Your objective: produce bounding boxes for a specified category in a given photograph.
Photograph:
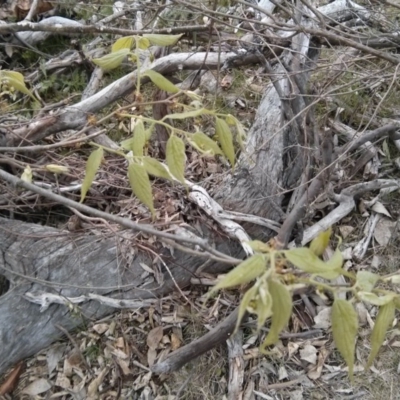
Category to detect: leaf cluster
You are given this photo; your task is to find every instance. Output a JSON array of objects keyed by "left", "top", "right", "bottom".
[
  {"left": 77, "top": 34, "right": 246, "bottom": 217},
  {"left": 209, "top": 228, "right": 400, "bottom": 380}
]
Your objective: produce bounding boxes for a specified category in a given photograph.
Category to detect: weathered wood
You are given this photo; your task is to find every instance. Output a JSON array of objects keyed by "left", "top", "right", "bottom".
[{"left": 0, "top": 218, "right": 242, "bottom": 375}]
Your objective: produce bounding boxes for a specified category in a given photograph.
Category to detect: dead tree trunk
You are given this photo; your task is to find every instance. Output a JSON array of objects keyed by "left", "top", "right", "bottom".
[{"left": 0, "top": 217, "right": 243, "bottom": 375}]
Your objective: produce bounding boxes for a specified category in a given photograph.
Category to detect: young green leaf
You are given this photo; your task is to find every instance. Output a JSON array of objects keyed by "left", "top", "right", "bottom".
[
  {"left": 322, "top": 245, "right": 344, "bottom": 278},
  {"left": 225, "top": 114, "right": 236, "bottom": 125},
  {"left": 132, "top": 120, "right": 146, "bottom": 157},
  {"left": 366, "top": 301, "right": 395, "bottom": 369},
  {"left": 331, "top": 299, "right": 358, "bottom": 379},
  {"left": 142, "top": 70, "right": 180, "bottom": 93},
  {"left": 215, "top": 117, "right": 235, "bottom": 167},
  {"left": 112, "top": 36, "right": 134, "bottom": 52},
  {"left": 80, "top": 147, "right": 103, "bottom": 203},
  {"left": 211, "top": 254, "right": 267, "bottom": 294},
  {"left": 357, "top": 292, "right": 395, "bottom": 306},
  {"left": 188, "top": 132, "right": 223, "bottom": 157},
  {"left": 145, "top": 128, "right": 154, "bottom": 142},
  {"left": 136, "top": 37, "right": 151, "bottom": 50},
  {"left": 120, "top": 137, "right": 135, "bottom": 151},
  {"left": 21, "top": 165, "right": 32, "bottom": 183},
  {"left": 236, "top": 284, "right": 258, "bottom": 332},
  {"left": 166, "top": 135, "right": 186, "bottom": 184},
  {"left": 163, "top": 108, "right": 209, "bottom": 120},
  {"left": 225, "top": 114, "right": 247, "bottom": 150},
  {"left": 309, "top": 227, "right": 332, "bottom": 256},
  {"left": 92, "top": 48, "right": 130, "bottom": 71},
  {"left": 143, "top": 33, "right": 183, "bottom": 46},
  {"left": 234, "top": 118, "right": 247, "bottom": 151},
  {"left": 1, "top": 70, "right": 36, "bottom": 101},
  {"left": 246, "top": 240, "right": 271, "bottom": 253},
  {"left": 285, "top": 247, "right": 342, "bottom": 279},
  {"left": 45, "top": 164, "right": 69, "bottom": 174},
  {"left": 128, "top": 163, "right": 155, "bottom": 218},
  {"left": 356, "top": 271, "right": 380, "bottom": 292},
  {"left": 142, "top": 157, "right": 173, "bottom": 181},
  {"left": 261, "top": 279, "right": 292, "bottom": 349}
]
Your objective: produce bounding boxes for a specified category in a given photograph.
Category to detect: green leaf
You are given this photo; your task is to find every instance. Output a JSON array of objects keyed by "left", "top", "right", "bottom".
[
  {"left": 309, "top": 228, "right": 332, "bottom": 256},
  {"left": 21, "top": 165, "right": 32, "bottom": 183},
  {"left": 145, "top": 128, "right": 154, "bottom": 142},
  {"left": 163, "top": 108, "right": 209, "bottom": 120},
  {"left": 211, "top": 254, "right": 267, "bottom": 293},
  {"left": 128, "top": 163, "right": 155, "bottom": 218},
  {"left": 356, "top": 271, "right": 380, "bottom": 292},
  {"left": 322, "top": 245, "right": 343, "bottom": 278},
  {"left": 285, "top": 247, "right": 342, "bottom": 279},
  {"left": 136, "top": 37, "right": 151, "bottom": 50},
  {"left": 358, "top": 292, "right": 395, "bottom": 306},
  {"left": 92, "top": 48, "right": 130, "bottom": 71},
  {"left": 166, "top": 135, "right": 186, "bottom": 184},
  {"left": 261, "top": 279, "right": 292, "bottom": 349},
  {"left": 246, "top": 240, "right": 271, "bottom": 253},
  {"left": 366, "top": 301, "right": 395, "bottom": 369},
  {"left": 188, "top": 132, "right": 223, "bottom": 157},
  {"left": 225, "top": 114, "right": 236, "bottom": 125},
  {"left": 143, "top": 33, "right": 183, "bottom": 46},
  {"left": 234, "top": 118, "right": 247, "bottom": 151},
  {"left": 142, "top": 156, "right": 173, "bottom": 181},
  {"left": 120, "top": 121, "right": 146, "bottom": 154},
  {"left": 120, "top": 137, "right": 135, "bottom": 151},
  {"left": 215, "top": 117, "right": 235, "bottom": 167},
  {"left": 142, "top": 70, "right": 180, "bottom": 93},
  {"left": 225, "top": 114, "right": 247, "bottom": 150},
  {"left": 331, "top": 299, "right": 358, "bottom": 379},
  {"left": 112, "top": 36, "right": 134, "bottom": 52},
  {"left": 386, "top": 275, "right": 400, "bottom": 284},
  {"left": 45, "top": 164, "right": 69, "bottom": 174},
  {"left": 0, "top": 70, "right": 36, "bottom": 100},
  {"left": 236, "top": 284, "right": 258, "bottom": 331},
  {"left": 80, "top": 147, "right": 103, "bottom": 203},
  {"left": 131, "top": 120, "right": 146, "bottom": 157}
]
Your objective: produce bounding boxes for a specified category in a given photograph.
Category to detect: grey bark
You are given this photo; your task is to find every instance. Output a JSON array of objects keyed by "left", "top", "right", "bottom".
[{"left": 0, "top": 218, "right": 242, "bottom": 375}]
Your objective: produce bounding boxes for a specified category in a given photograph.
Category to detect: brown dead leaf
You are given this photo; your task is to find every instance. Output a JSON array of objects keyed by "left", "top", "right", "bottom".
[
  {"left": 87, "top": 368, "right": 108, "bottom": 398},
  {"left": 171, "top": 332, "right": 181, "bottom": 350},
  {"left": 300, "top": 344, "right": 318, "bottom": 364},
  {"left": 116, "top": 358, "right": 132, "bottom": 376},
  {"left": 63, "top": 351, "right": 82, "bottom": 377},
  {"left": 115, "top": 337, "right": 125, "bottom": 349},
  {"left": 221, "top": 74, "right": 233, "bottom": 89},
  {"left": 147, "top": 347, "right": 157, "bottom": 367},
  {"left": 14, "top": 0, "right": 54, "bottom": 20},
  {"left": 55, "top": 373, "right": 71, "bottom": 389},
  {"left": 146, "top": 326, "right": 163, "bottom": 350},
  {"left": 21, "top": 378, "right": 51, "bottom": 396},
  {"left": 308, "top": 347, "right": 329, "bottom": 380},
  {"left": 0, "top": 361, "right": 25, "bottom": 395},
  {"left": 92, "top": 323, "right": 109, "bottom": 335}
]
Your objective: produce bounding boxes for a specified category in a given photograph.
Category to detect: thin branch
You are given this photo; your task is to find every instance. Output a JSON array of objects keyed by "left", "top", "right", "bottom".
[
  {"left": 151, "top": 308, "right": 240, "bottom": 374},
  {"left": 0, "top": 19, "right": 209, "bottom": 36},
  {"left": 0, "top": 168, "right": 239, "bottom": 264}
]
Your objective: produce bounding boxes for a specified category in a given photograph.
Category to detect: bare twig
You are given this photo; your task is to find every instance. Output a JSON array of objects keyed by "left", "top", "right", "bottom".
[{"left": 0, "top": 168, "right": 240, "bottom": 264}]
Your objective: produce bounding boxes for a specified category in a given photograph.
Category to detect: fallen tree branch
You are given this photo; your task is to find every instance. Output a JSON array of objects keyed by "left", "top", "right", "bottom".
[
  {"left": 0, "top": 168, "right": 238, "bottom": 263},
  {"left": 0, "top": 17, "right": 209, "bottom": 36},
  {"left": 151, "top": 308, "right": 240, "bottom": 374}
]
